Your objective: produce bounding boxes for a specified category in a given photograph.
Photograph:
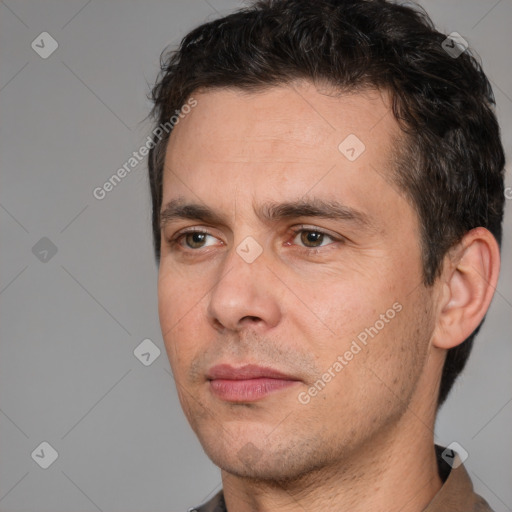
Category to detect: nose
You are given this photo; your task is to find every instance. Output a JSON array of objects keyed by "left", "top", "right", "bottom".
[{"left": 207, "top": 242, "right": 282, "bottom": 333}]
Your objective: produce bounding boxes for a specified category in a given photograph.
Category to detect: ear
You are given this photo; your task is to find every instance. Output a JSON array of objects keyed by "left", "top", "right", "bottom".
[{"left": 432, "top": 227, "right": 501, "bottom": 350}]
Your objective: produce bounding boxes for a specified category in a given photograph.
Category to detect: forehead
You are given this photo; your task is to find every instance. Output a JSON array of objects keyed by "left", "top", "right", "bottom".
[
  {"left": 166, "top": 83, "right": 397, "bottom": 165},
  {"left": 161, "top": 83, "right": 406, "bottom": 225}
]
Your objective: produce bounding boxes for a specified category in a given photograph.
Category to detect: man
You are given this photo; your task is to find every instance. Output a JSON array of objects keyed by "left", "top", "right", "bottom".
[{"left": 147, "top": 0, "right": 505, "bottom": 510}]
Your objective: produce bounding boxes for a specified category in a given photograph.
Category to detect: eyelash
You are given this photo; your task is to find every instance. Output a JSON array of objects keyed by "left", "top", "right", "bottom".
[{"left": 167, "top": 225, "right": 342, "bottom": 255}]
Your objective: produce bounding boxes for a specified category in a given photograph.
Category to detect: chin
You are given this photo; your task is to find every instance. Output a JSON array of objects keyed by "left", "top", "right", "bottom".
[{"left": 198, "top": 430, "right": 332, "bottom": 483}]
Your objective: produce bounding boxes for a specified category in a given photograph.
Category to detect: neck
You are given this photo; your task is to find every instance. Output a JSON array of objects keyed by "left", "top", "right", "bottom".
[{"left": 221, "top": 391, "right": 443, "bottom": 511}]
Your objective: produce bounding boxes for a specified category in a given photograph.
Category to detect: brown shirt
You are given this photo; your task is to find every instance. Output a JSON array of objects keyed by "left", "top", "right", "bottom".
[{"left": 191, "top": 446, "right": 494, "bottom": 512}]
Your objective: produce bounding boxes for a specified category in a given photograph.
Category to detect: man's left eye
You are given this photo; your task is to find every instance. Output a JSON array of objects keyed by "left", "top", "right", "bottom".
[{"left": 292, "top": 229, "right": 336, "bottom": 248}]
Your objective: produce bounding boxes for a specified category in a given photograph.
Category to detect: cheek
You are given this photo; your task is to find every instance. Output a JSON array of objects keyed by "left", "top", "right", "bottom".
[
  {"left": 158, "top": 262, "right": 209, "bottom": 326},
  {"left": 301, "top": 271, "right": 419, "bottom": 383},
  {"left": 316, "top": 280, "right": 392, "bottom": 336},
  {"left": 158, "top": 271, "right": 206, "bottom": 373}
]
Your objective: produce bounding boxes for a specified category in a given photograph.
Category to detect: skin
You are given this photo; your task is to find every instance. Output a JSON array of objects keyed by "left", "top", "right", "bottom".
[{"left": 157, "top": 81, "right": 500, "bottom": 511}]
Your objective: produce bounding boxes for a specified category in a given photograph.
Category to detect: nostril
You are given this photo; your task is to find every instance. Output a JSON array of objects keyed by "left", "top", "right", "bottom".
[{"left": 242, "top": 316, "right": 261, "bottom": 322}]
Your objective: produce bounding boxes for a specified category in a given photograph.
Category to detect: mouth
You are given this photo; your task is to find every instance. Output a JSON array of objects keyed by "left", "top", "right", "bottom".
[{"left": 206, "top": 364, "right": 301, "bottom": 402}]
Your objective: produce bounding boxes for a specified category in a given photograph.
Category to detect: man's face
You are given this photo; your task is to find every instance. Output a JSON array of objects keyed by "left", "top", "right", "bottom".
[{"left": 158, "top": 83, "right": 438, "bottom": 480}]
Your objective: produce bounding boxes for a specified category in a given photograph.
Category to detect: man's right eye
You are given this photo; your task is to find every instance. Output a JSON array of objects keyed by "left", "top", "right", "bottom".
[{"left": 168, "top": 229, "right": 221, "bottom": 250}]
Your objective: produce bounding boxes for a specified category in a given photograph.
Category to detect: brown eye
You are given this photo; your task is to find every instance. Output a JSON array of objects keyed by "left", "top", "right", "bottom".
[
  {"left": 291, "top": 228, "right": 337, "bottom": 249},
  {"left": 184, "top": 232, "right": 208, "bottom": 249},
  {"left": 300, "top": 231, "right": 325, "bottom": 247}
]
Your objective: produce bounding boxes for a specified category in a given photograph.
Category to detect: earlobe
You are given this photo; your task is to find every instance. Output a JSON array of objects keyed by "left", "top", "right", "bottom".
[{"left": 432, "top": 227, "right": 500, "bottom": 350}]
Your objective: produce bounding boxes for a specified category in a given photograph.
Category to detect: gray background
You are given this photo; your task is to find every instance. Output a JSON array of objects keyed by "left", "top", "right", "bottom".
[{"left": 0, "top": 1, "right": 511, "bottom": 511}]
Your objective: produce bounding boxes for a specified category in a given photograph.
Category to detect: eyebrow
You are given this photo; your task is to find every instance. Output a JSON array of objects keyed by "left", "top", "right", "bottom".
[{"left": 159, "top": 196, "right": 374, "bottom": 231}]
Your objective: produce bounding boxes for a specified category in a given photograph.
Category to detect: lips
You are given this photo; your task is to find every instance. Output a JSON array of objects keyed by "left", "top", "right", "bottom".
[
  {"left": 207, "top": 364, "right": 300, "bottom": 402},
  {"left": 207, "top": 364, "right": 296, "bottom": 381}
]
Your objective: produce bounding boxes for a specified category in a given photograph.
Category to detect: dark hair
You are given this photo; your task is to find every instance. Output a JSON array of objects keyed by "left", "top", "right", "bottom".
[{"left": 147, "top": 0, "right": 505, "bottom": 407}]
